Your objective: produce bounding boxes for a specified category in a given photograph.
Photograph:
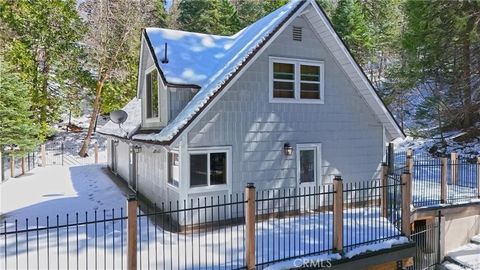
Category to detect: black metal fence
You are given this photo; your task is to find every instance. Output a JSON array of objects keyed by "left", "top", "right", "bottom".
[
  {"left": 1, "top": 180, "right": 406, "bottom": 270},
  {"left": 254, "top": 186, "right": 335, "bottom": 267},
  {"left": 408, "top": 214, "right": 441, "bottom": 270},
  {"left": 43, "top": 143, "right": 98, "bottom": 166},
  {"left": 392, "top": 149, "right": 479, "bottom": 208},
  {"left": 343, "top": 179, "right": 404, "bottom": 251},
  {"left": 1, "top": 151, "right": 37, "bottom": 182}
]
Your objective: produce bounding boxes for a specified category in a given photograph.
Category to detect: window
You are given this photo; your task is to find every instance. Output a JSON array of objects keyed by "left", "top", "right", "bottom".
[
  {"left": 189, "top": 151, "right": 227, "bottom": 188},
  {"left": 168, "top": 152, "right": 179, "bottom": 187},
  {"left": 273, "top": 63, "right": 295, "bottom": 98},
  {"left": 296, "top": 144, "right": 321, "bottom": 185},
  {"left": 270, "top": 57, "right": 324, "bottom": 103},
  {"left": 146, "top": 69, "right": 159, "bottom": 119}
]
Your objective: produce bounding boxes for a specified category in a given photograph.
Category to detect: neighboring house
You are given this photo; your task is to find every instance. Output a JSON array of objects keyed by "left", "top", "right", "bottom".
[{"left": 99, "top": 0, "right": 404, "bottom": 207}]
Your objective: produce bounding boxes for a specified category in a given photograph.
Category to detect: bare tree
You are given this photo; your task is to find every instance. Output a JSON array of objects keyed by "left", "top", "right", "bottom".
[{"left": 78, "top": 0, "right": 152, "bottom": 157}]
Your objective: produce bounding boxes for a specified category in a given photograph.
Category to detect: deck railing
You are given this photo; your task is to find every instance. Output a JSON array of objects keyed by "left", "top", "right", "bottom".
[{"left": 1, "top": 177, "right": 407, "bottom": 270}]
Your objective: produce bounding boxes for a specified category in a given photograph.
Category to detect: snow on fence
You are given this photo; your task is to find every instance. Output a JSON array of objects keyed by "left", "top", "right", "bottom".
[
  {"left": 395, "top": 149, "right": 480, "bottom": 208},
  {"left": 1, "top": 178, "right": 408, "bottom": 270}
]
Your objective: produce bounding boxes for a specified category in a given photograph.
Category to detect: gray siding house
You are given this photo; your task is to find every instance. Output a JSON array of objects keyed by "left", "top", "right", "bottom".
[{"left": 99, "top": 0, "right": 404, "bottom": 208}]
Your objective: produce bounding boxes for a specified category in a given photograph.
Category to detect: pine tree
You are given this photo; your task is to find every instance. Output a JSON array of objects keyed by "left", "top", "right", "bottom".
[
  {"left": 332, "top": 0, "right": 373, "bottom": 65},
  {"left": 236, "top": 0, "right": 264, "bottom": 28},
  {"left": 0, "top": 59, "right": 38, "bottom": 154},
  {"left": 177, "top": 0, "right": 239, "bottom": 35},
  {"left": 0, "top": 0, "right": 86, "bottom": 141}
]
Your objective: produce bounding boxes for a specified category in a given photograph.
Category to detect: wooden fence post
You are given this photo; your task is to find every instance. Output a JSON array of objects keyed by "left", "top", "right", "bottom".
[
  {"left": 451, "top": 152, "right": 458, "bottom": 185},
  {"left": 41, "top": 144, "right": 46, "bottom": 167},
  {"left": 387, "top": 142, "right": 394, "bottom": 174},
  {"left": 333, "top": 175, "right": 344, "bottom": 253},
  {"left": 94, "top": 143, "right": 99, "bottom": 164},
  {"left": 401, "top": 172, "right": 412, "bottom": 237},
  {"left": 441, "top": 157, "right": 448, "bottom": 204},
  {"left": 477, "top": 157, "right": 480, "bottom": 198},
  {"left": 10, "top": 153, "right": 15, "bottom": 178},
  {"left": 245, "top": 183, "right": 256, "bottom": 270},
  {"left": 21, "top": 156, "right": 25, "bottom": 175},
  {"left": 381, "top": 163, "right": 389, "bottom": 218},
  {"left": 406, "top": 148, "right": 414, "bottom": 174},
  {"left": 127, "top": 196, "right": 137, "bottom": 270}
]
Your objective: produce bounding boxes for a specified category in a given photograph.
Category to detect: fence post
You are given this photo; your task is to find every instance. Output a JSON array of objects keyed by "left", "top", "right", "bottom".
[
  {"left": 41, "top": 144, "right": 46, "bottom": 167},
  {"left": 333, "top": 175, "right": 343, "bottom": 253},
  {"left": 477, "top": 157, "right": 480, "bottom": 198},
  {"left": 94, "top": 143, "right": 99, "bottom": 164},
  {"left": 381, "top": 163, "right": 389, "bottom": 218},
  {"left": 388, "top": 143, "right": 394, "bottom": 174},
  {"left": 451, "top": 152, "right": 458, "bottom": 185},
  {"left": 406, "top": 148, "right": 414, "bottom": 175},
  {"left": 21, "top": 155, "right": 25, "bottom": 175},
  {"left": 127, "top": 196, "right": 137, "bottom": 270},
  {"left": 10, "top": 153, "right": 15, "bottom": 178},
  {"left": 441, "top": 157, "right": 448, "bottom": 204},
  {"left": 401, "top": 172, "right": 411, "bottom": 237},
  {"left": 245, "top": 183, "right": 256, "bottom": 270}
]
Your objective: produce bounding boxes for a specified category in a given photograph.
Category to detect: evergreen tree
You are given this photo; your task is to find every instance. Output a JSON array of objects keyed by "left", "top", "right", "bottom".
[
  {"left": 177, "top": 0, "right": 239, "bottom": 35},
  {"left": 332, "top": 0, "right": 373, "bottom": 65},
  {"left": 262, "top": 0, "right": 289, "bottom": 14},
  {"left": 0, "top": 0, "right": 86, "bottom": 141},
  {"left": 0, "top": 59, "right": 38, "bottom": 154},
  {"left": 236, "top": 0, "right": 264, "bottom": 28}
]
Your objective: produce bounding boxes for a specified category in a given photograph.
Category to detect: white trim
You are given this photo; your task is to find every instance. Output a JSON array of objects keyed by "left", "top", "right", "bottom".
[
  {"left": 269, "top": 56, "right": 325, "bottom": 104},
  {"left": 296, "top": 143, "right": 322, "bottom": 186},
  {"left": 167, "top": 150, "right": 180, "bottom": 189},
  {"left": 136, "top": 35, "right": 145, "bottom": 99},
  {"left": 308, "top": 0, "right": 404, "bottom": 138},
  {"left": 186, "top": 146, "right": 232, "bottom": 194},
  {"left": 169, "top": 2, "right": 309, "bottom": 146}
]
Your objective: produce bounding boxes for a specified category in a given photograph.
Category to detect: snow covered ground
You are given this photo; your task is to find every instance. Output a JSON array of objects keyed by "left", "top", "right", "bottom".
[
  {"left": 0, "top": 165, "right": 127, "bottom": 223},
  {"left": 0, "top": 165, "right": 406, "bottom": 269},
  {"left": 443, "top": 238, "right": 480, "bottom": 270}
]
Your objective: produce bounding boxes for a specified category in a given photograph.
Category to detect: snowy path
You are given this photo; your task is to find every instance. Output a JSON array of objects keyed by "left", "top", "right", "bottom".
[{"left": 0, "top": 164, "right": 128, "bottom": 223}]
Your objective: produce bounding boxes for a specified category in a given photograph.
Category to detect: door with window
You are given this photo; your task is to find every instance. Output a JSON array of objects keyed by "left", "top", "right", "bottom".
[{"left": 296, "top": 144, "right": 322, "bottom": 209}]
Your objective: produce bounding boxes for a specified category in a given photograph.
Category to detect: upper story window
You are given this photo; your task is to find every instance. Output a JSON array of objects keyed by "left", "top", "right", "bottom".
[
  {"left": 146, "top": 69, "right": 159, "bottom": 119},
  {"left": 269, "top": 57, "right": 324, "bottom": 104}
]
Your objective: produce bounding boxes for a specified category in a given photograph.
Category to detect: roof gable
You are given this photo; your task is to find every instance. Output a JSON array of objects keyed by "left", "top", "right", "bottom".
[{"left": 129, "top": 0, "right": 403, "bottom": 144}]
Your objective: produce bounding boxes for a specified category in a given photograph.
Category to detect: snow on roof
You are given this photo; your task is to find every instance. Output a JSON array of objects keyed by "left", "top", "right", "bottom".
[
  {"left": 98, "top": 98, "right": 141, "bottom": 138},
  {"left": 133, "top": 0, "right": 304, "bottom": 142}
]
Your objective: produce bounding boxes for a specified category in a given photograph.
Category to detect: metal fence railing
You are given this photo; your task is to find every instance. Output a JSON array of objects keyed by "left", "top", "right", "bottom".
[
  {"left": 1, "top": 151, "right": 38, "bottom": 182},
  {"left": 1, "top": 180, "right": 408, "bottom": 270},
  {"left": 254, "top": 186, "right": 335, "bottom": 267},
  {"left": 392, "top": 148, "right": 480, "bottom": 208},
  {"left": 343, "top": 179, "right": 403, "bottom": 251}
]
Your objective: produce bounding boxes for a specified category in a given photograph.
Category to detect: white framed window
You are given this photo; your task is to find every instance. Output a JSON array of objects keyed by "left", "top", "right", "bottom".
[
  {"left": 188, "top": 147, "right": 231, "bottom": 190},
  {"left": 296, "top": 143, "right": 322, "bottom": 186},
  {"left": 269, "top": 57, "right": 324, "bottom": 104},
  {"left": 145, "top": 67, "right": 159, "bottom": 120},
  {"left": 168, "top": 152, "right": 180, "bottom": 187}
]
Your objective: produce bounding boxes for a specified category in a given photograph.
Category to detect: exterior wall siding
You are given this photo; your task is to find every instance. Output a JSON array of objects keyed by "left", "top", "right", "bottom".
[
  {"left": 187, "top": 16, "right": 384, "bottom": 194},
  {"left": 135, "top": 145, "right": 180, "bottom": 205},
  {"left": 169, "top": 88, "right": 196, "bottom": 121},
  {"left": 115, "top": 141, "right": 130, "bottom": 182}
]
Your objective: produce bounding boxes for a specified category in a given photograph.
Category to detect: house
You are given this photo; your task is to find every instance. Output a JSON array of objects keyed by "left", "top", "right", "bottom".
[{"left": 99, "top": 0, "right": 404, "bottom": 207}]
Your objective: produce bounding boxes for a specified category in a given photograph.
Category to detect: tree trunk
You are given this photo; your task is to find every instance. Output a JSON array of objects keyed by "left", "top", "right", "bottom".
[
  {"left": 78, "top": 80, "right": 104, "bottom": 157},
  {"left": 461, "top": 16, "right": 474, "bottom": 128}
]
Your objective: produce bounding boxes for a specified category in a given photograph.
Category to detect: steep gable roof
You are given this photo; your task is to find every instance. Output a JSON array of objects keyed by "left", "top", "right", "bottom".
[
  {"left": 125, "top": 0, "right": 404, "bottom": 144},
  {"left": 133, "top": 0, "right": 306, "bottom": 143}
]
